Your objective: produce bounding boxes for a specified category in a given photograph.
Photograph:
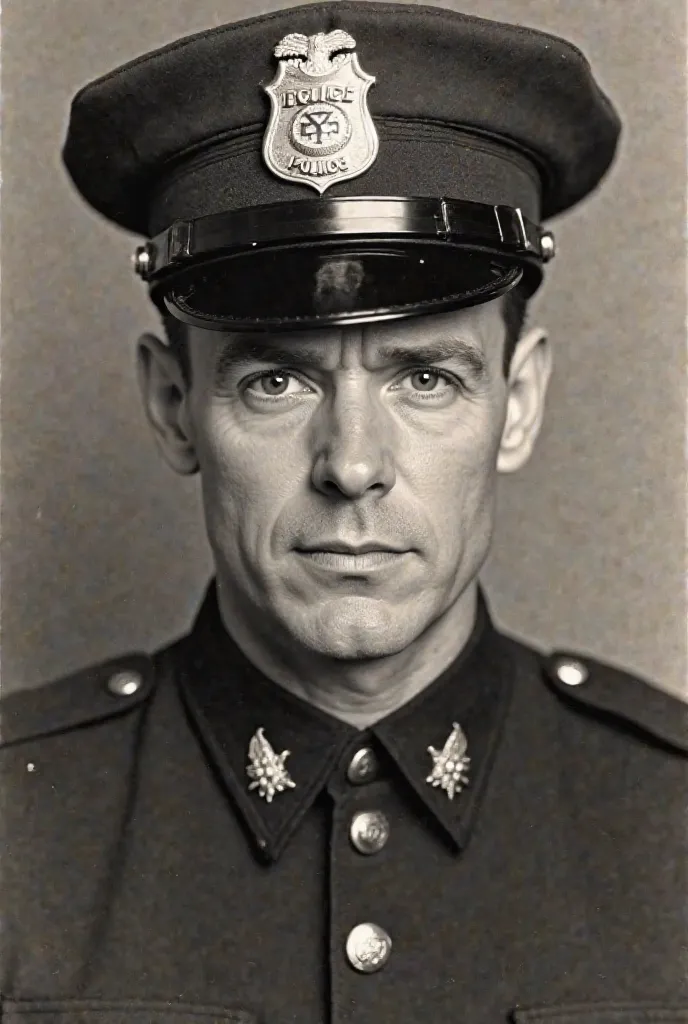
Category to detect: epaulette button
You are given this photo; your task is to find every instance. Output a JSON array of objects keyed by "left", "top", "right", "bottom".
[
  {"left": 107, "top": 669, "right": 143, "bottom": 697},
  {"left": 554, "top": 657, "right": 589, "bottom": 687}
]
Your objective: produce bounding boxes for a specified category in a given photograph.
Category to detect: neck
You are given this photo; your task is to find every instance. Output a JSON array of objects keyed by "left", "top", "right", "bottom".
[{"left": 215, "top": 582, "right": 479, "bottom": 729}]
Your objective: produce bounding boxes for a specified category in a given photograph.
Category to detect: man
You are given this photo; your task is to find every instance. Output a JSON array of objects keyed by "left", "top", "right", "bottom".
[{"left": 2, "top": 3, "right": 686, "bottom": 1022}]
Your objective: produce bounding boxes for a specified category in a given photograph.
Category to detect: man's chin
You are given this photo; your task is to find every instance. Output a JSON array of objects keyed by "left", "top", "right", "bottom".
[{"left": 285, "top": 595, "right": 426, "bottom": 661}]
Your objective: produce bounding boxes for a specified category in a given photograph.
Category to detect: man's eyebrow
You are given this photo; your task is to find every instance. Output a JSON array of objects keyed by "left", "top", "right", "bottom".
[
  {"left": 215, "top": 336, "right": 323, "bottom": 376},
  {"left": 375, "top": 340, "right": 488, "bottom": 378},
  {"left": 214, "top": 335, "right": 488, "bottom": 378}
]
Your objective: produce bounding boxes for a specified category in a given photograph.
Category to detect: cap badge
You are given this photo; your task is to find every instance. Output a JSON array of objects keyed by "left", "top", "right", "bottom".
[
  {"left": 426, "top": 722, "right": 471, "bottom": 800},
  {"left": 263, "top": 29, "right": 379, "bottom": 193},
  {"left": 246, "top": 727, "right": 297, "bottom": 803}
]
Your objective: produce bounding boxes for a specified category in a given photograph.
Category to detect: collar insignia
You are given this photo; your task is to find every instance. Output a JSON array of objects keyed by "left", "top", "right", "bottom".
[
  {"left": 263, "top": 29, "right": 379, "bottom": 193},
  {"left": 426, "top": 722, "right": 471, "bottom": 800},
  {"left": 246, "top": 727, "right": 297, "bottom": 803}
]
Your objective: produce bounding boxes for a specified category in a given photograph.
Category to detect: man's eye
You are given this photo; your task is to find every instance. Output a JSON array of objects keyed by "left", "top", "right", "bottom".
[
  {"left": 245, "top": 371, "right": 312, "bottom": 398},
  {"left": 408, "top": 370, "right": 444, "bottom": 392},
  {"left": 393, "top": 368, "right": 459, "bottom": 396}
]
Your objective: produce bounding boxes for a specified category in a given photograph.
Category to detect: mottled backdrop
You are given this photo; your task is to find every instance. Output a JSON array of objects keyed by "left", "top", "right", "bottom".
[{"left": 2, "top": 0, "right": 686, "bottom": 695}]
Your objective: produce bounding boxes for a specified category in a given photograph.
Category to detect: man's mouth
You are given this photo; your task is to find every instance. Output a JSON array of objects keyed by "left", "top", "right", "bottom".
[
  {"left": 295, "top": 541, "right": 411, "bottom": 572},
  {"left": 297, "top": 540, "right": 408, "bottom": 555}
]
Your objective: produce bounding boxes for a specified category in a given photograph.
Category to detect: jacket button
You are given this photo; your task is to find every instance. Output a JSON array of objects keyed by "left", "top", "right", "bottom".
[
  {"left": 554, "top": 658, "right": 589, "bottom": 687},
  {"left": 346, "top": 923, "right": 392, "bottom": 973},
  {"left": 347, "top": 747, "right": 379, "bottom": 785},
  {"left": 350, "top": 810, "right": 390, "bottom": 854},
  {"left": 107, "top": 670, "right": 143, "bottom": 697}
]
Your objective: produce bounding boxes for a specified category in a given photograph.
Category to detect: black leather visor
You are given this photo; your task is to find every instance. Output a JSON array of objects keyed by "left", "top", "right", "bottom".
[{"left": 136, "top": 197, "right": 554, "bottom": 332}]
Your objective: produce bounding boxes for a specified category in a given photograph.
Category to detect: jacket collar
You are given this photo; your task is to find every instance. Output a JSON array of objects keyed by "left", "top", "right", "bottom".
[{"left": 178, "top": 582, "right": 514, "bottom": 862}]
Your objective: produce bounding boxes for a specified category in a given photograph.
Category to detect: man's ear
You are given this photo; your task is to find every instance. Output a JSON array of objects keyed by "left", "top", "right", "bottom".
[
  {"left": 497, "top": 326, "right": 552, "bottom": 474},
  {"left": 136, "top": 333, "right": 199, "bottom": 475}
]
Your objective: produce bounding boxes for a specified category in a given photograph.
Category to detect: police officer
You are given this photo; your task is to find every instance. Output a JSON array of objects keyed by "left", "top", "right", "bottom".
[{"left": 2, "top": 4, "right": 687, "bottom": 1022}]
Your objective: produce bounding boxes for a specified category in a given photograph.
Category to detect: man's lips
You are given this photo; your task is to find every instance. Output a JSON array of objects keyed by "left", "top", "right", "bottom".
[
  {"left": 295, "top": 541, "right": 410, "bottom": 555},
  {"left": 294, "top": 542, "right": 413, "bottom": 573}
]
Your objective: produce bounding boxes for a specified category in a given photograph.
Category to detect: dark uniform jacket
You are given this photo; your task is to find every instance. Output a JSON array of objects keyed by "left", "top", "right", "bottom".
[{"left": 2, "top": 584, "right": 687, "bottom": 1024}]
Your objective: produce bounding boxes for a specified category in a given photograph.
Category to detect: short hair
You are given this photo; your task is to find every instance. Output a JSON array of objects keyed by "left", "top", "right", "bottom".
[
  {"left": 163, "top": 313, "right": 192, "bottom": 382},
  {"left": 501, "top": 279, "right": 530, "bottom": 373},
  {"left": 162, "top": 279, "right": 529, "bottom": 384}
]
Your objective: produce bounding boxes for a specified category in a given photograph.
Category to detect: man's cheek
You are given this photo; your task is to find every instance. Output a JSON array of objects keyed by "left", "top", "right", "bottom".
[
  {"left": 414, "top": 433, "right": 493, "bottom": 503},
  {"left": 201, "top": 452, "right": 282, "bottom": 550}
]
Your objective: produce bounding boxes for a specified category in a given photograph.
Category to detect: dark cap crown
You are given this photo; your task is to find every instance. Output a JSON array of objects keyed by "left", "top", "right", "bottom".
[
  {"left": 62, "top": 3, "right": 621, "bottom": 332},
  {"left": 63, "top": 1, "right": 620, "bottom": 235}
]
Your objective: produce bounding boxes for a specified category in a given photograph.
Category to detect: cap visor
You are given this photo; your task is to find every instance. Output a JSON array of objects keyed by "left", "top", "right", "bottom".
[{"left": 160, "top": 242, "right": 522, "bottom": 332}]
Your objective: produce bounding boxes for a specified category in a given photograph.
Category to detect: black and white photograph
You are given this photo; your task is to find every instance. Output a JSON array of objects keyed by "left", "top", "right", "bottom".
[{"left": 2, "top": 1, "right": 686, "bottom": 1021}]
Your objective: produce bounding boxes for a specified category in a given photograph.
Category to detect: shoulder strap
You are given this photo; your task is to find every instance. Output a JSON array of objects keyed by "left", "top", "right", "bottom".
[
  {"left": 0, "top": 653, "right": 154, "bottom": 747},
  {"left": 541, "top": 650, "right": 688, "bottom": 754}
]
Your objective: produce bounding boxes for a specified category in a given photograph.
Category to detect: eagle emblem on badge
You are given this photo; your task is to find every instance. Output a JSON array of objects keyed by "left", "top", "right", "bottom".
[{"left": 263, "top": 29, "right": 379, "bottom": 193}]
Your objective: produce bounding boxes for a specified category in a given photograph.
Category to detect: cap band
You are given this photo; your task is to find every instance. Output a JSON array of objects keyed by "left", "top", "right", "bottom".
[{"left": 147, "top": 121, "right": 543, "bottom": 236}]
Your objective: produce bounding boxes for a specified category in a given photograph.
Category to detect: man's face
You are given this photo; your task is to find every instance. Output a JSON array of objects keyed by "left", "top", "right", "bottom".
[{"left": 144, "top": 300, "right": 546, "bottom": 660}]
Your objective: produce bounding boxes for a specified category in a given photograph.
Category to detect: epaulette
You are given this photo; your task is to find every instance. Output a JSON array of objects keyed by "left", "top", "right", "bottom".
[
  {"left": 541, "top": 650, "right": 688, "bottom": 754},
  {"left": 0, "top": 653, "right": 154, "bottom": 748}
]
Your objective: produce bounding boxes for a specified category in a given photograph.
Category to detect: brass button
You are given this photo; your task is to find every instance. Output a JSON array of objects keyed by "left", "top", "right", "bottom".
[
  {"left": 107, "top": 670, "right": 143, "bottom": 697},
  {"left": 347, "top": 747, "right": 379, "bottom": 785},
  {"left": 346, "top": 923, "right": 392, "bottom": 973},
  {"left": 350, "top": 810, "right": 390, "bottom": 855},
  {"left": 555, "top": 658, "right": 589, "bottom": 687}
]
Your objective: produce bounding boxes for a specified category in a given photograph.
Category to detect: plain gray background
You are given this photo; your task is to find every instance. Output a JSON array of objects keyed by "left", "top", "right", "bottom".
[{"left": 2, "top": 0, "right": 686, "bottom": 696}]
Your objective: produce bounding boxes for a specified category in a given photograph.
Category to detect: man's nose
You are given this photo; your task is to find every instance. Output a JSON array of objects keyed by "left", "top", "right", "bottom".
[{"left": 310, "top": 384, "right": 396, "bottom": 500}]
